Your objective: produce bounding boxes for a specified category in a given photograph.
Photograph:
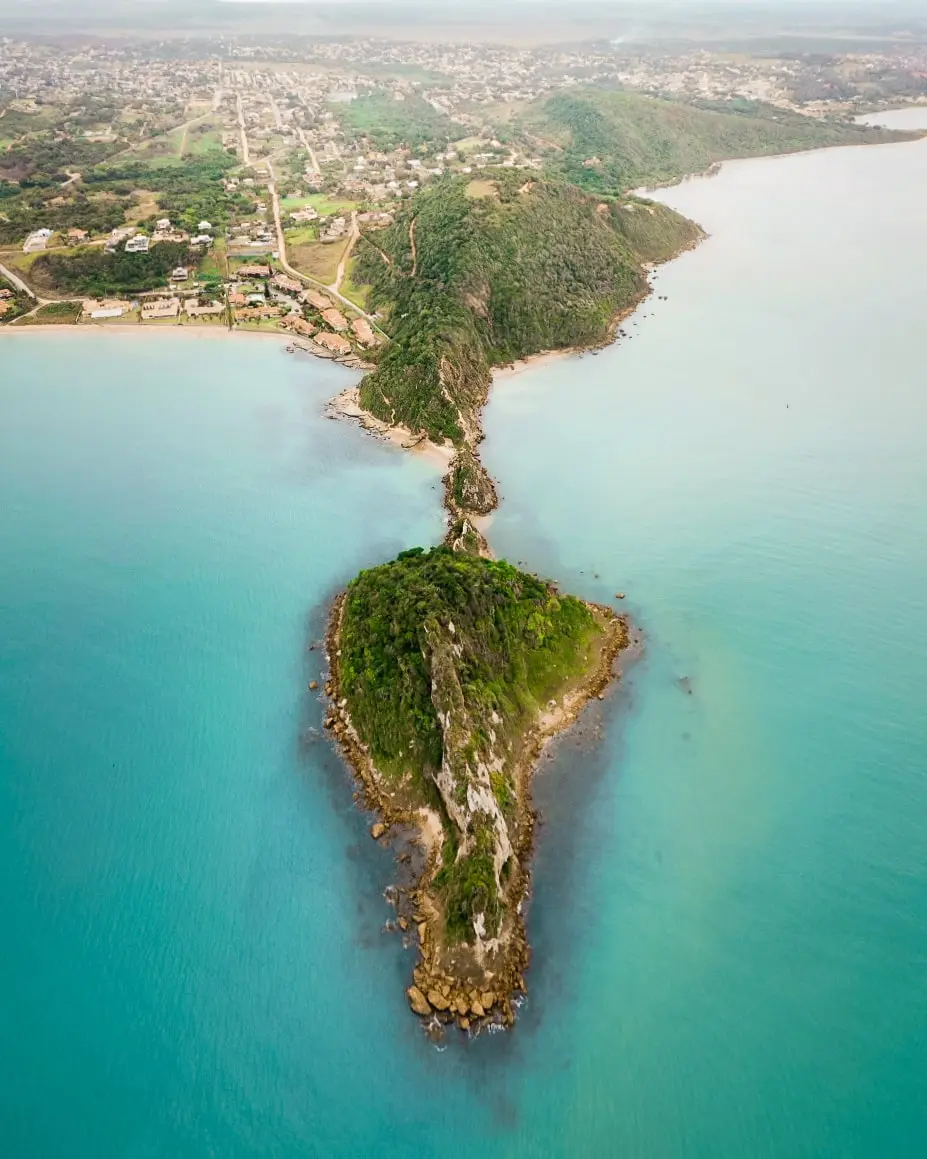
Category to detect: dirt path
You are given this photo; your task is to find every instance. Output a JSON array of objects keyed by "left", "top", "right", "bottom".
[
  {"left": 296, "top": 126, "right": 321, "bottom": 175},
  {"left": 409, "top": 215, "right": 418, "bottom": 277},
  {"left": 332, "top": 212, "right": 359, "bottom": 294},
  {"left": 265, "top": 160, "right": 386, "bottom": 334}
]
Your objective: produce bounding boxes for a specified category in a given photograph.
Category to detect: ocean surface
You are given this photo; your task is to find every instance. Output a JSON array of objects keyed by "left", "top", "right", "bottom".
[{"left": 3, "top": 110, "right": 927, "bottom": 1157}]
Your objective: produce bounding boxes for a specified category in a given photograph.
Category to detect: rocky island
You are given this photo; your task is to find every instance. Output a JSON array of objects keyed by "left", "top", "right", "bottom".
[{"left": 326, "top": 549, "right": 626, "bottom": 1028}]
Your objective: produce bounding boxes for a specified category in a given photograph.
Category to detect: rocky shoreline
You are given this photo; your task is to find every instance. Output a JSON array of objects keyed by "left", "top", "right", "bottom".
[{"left": 321, "top": 590, "right": 630, "bottom": 1035}]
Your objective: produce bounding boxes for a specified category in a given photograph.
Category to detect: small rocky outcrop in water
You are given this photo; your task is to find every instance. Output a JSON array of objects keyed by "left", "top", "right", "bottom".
[{"left": 325, "top": 547, "right": 627, "bottom": 1029}]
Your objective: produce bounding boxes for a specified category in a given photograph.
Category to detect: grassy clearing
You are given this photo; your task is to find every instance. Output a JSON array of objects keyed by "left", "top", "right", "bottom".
[
  {"left": 284, "top": 225, "right": 318, "bottom": 246},
  {"left": 15, "top": 301, "right": 81, "bottom": 325},
  {"left": 184, "top": 124, "right": 226, "bottom": 157},
  {"left": 198, "top": 237, "right": 227, "bottom": 279},
  {"left": 340, "top": 257, "right": 371, "bottom": 309},
  {"left": 124, "top": 190, "right": 160, "bottom": 224},
  {"left": 465, "top": 179, "right": 498, "bottom": 199},
  {"left": 288, "top": 237, "right": 347, "bottom": 283}
]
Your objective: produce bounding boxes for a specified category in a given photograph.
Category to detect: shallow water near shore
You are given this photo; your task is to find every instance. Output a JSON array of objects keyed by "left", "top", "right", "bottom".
[{"left": 3, "top": 114, "right": 927, "bottom": 1157}]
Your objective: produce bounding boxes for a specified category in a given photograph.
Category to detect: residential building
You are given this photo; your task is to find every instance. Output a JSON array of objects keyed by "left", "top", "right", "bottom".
[
  {"left": 300, "top": 288, "right": 333, "bottom": 311},
  {"left": 271, "top": 273, "right": 302, "bottom": 294},
  {"left": 23, "top": 228, "right": 53, "bottom": 253},
  {"left": 185, "top": 300, "right": 224, "bottom": 318},
  {"left": 315, "top": 331, "right": 353, "bottom": 355},
  {"left": 140, "top": 297, "right": 180, "bottom": 319},
  {"left": 321, "top": 307, "right": 348, "bottom": 331},
  {"left": 351, "top": 318, "right": 380, "bottom": 347}
]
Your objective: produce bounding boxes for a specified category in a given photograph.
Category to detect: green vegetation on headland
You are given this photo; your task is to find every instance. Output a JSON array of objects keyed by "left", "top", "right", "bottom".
[
  {"left": 520, "top": 89, "right": 912, "bottom": 193},
  {"left": 328, "top": 547, "right": 625, "bottom": 1021},
  {"left": 354, "top": 171, "right": 700, "bottom": 447},
  {"left": 30, "top": 241, "right": 191, "bottom": 296}
]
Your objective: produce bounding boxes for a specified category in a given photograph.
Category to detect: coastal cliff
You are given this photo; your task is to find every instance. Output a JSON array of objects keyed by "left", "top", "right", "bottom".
[{"left": 325, "top": 548, "right": 628, "bottom": 1029}]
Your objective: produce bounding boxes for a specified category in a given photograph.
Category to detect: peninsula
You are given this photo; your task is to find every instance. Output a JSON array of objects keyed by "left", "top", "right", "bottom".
[
  {"left": 2, "top": 26, "right": 921, "bottom": 1032},
  {"left": 317, "top": 98, "right": 919, "bottom": 1034}
]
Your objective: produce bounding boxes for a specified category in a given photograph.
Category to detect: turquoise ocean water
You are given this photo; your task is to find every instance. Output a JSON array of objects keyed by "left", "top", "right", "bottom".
[{"left": 3, "top": 114, "right": 927, "bottom": 1157}]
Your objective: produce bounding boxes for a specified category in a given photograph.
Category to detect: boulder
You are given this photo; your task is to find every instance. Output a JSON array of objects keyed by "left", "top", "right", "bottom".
[
  {"left": 480, "top": 991, "right": 495, "bottom": 1009},
  {"left": 308, "top": 680, "right": 318, "bottom": 690},
  {"left": 407, "top": 986, "right": 431, "bottom": 1017},
  {"left": 427, "top": 990, "right": 450, "bottom": 1012},
  {"left": 370, "top": 822, "right": 386, "bottom": 840},
  {"left": 470, "top": 1000, "right": 485, "bottom": 1018}
]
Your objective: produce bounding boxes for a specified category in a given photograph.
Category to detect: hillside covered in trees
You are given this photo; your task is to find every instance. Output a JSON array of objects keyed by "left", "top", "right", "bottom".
[
  {"left": 354, "top": 172, "right": 700, "bottom": 448},
  {"left": 519, "top": 89, "right": 910, "bottom": 192}
]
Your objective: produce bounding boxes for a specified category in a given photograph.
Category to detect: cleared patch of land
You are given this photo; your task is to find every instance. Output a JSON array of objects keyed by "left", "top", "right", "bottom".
[{"left": 287, "top": 235, "right": 348, "bottom": 283}]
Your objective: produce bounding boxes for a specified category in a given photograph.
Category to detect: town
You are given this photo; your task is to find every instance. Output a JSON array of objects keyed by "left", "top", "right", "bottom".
[{"left": 1, "top": 30, "right": 925, "bottom": 341}]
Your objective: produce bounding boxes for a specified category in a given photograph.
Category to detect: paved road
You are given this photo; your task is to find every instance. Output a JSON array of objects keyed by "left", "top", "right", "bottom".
[
  {"left": 0, "top": 261, "right": 37, "bottom": 299},
  {"left": 236, "top": 93, "right": 251, "bottom": 166},
  {"left": 295, "top": 126, "right": 321, "bottom": 175}
]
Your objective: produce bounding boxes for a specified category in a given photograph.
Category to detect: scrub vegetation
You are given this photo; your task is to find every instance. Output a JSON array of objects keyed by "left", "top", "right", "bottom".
[
  {"left": 354, "top": 171, "right": 699, "bottom": 444},
  {"left": 339, "top": 546, "right": 602, "bottom": 940},
  {"left": 336, "top": 92, "right": 457, "bottom": 151},
  {"left": 30, "top": 241, "right": 192, "bottom": 296},
  {"left": 521, "top": 89, "right": 907, "bottom": 192}
]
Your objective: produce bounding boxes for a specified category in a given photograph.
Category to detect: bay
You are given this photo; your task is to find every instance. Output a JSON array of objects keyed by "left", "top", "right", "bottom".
[{"left": 2, "top": 110, "right": 927, "bottom": 1158}]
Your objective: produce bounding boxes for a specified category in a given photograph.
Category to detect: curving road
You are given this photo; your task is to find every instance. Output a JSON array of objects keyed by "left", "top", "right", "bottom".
[{"left": 265, "top": 160, "right": 386, "bottom": 336}]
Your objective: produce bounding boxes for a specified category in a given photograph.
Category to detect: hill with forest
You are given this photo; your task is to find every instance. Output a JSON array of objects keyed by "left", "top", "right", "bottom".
[
  {"left": 353, "top": 171, "right": 700, "bottom": 537},
  {"left": 519, "top": 89, "right": 912, "bottom": 193}
]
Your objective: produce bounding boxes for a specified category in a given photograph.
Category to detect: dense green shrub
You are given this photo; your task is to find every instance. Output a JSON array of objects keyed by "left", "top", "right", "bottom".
[{"left": 339, "top": 546, "right": 597, "bottom": 777}]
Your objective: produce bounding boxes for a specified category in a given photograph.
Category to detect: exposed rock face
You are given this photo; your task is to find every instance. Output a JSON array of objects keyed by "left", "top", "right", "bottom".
[
  {"left": 407, "top": 986, "right": 431, "bottom": 1016},
  {"left": 426, "top": 619, "right": 513, "bottom": 888},
  {"left": 444, "top": 447, "right": 498, "bottom": 518}
]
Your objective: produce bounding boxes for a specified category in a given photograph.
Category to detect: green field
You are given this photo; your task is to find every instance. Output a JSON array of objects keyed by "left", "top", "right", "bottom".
[
  {"left": 281, "top": 193, "right": 358, "bottom": 216},
  {"left": 15, "top": 301, "right": 81, "bottom": 325},
  {"left": 283, "top": 225, "right": 318, "bottom": 246}
]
